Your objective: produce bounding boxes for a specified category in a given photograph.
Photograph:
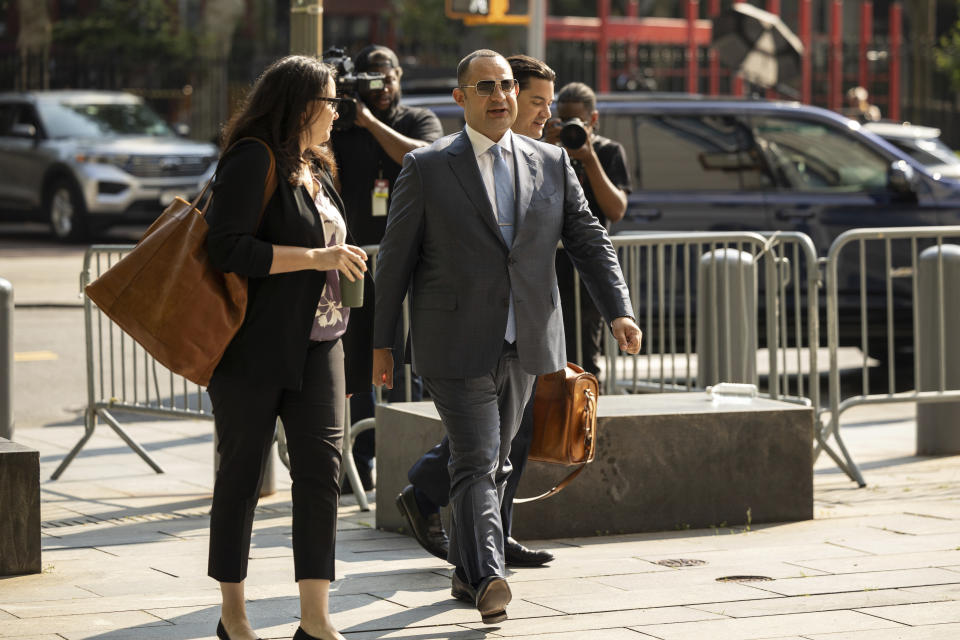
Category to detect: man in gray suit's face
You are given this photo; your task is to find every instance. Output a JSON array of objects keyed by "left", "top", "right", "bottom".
[
  {"left": 373, "top": 49, "right": 641, "bottom": 625},
  {"left": 454, "top": 54, "right": 518, "bottom": 143}
]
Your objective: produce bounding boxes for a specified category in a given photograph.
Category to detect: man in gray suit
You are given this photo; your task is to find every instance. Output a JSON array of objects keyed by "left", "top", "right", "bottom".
[{"left": 372, "top": 49, "right": 642, "bottom": 625}]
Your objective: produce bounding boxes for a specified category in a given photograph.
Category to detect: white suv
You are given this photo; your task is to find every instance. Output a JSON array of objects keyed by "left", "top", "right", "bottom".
[{"left": 0, "top": 90, "right": 218, "bottom": 241}]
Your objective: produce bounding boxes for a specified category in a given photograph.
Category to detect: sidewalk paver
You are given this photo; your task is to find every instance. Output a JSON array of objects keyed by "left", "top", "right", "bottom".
[{"left": 0, "top": 402, "right": 957, "bottom": 640}]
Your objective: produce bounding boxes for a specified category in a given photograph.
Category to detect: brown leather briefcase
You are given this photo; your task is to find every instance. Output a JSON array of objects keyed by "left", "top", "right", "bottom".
[{"left": 516, "top": 362, "right": 599, "bottom": 503}]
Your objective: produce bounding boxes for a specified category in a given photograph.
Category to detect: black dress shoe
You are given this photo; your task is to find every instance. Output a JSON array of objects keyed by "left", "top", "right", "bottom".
[
  {"left": 292, "top": 627, "right": 323, "bottom": 640},
  {"left": 505, "top": 537, "right": 554, "bottom": 567},
  {"left": 475, "top": 575, "right": 511, "bottom": 624},
  {"left": 216, "top": 619, "right": 263, "bottom": 640},
  {"left": 451, "top": 569, "right": 476, "bottom": 603},
  {"left": 395, "top": 484, "right": 449, "bottom": 561}
]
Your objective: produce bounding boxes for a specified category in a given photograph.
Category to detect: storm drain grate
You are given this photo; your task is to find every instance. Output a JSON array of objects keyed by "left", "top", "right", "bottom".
[
  {"left": 655, "top": 559, "right": 708, "bottom": 568},
  {"left": 716, "top": 575, "right": 774, "bottom": 582}
]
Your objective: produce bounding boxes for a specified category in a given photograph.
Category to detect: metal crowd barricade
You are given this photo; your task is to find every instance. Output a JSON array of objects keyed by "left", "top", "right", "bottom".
[
  {"left": 64, "top": 233, "right": 827, "bottom": 487},
  {"left": 53, "top": 245, "right": 376, "bottom": 511},
  {"left": 595, "top": 232, "right": 820, "bottom": 408},
  {"left": 820, "top": 226, "right": 960, "bottom": 487}
]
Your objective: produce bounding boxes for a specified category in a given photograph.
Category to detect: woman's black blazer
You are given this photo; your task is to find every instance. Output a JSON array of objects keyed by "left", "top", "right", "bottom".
[{"left": 206, "top": 139, "right": 344, "bottom": 390}]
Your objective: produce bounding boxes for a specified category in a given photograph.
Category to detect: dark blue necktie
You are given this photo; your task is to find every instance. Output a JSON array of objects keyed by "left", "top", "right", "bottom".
[{"left": 488, "top": 144, "right": 516, "bottom": 343}]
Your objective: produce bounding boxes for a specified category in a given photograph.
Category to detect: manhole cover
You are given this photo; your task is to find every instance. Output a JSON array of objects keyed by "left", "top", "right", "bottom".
[
  {"left": 656, "top": 559, "right": 707, "bottom": 568},
  {"left": 716, "top": 575, "right": 774, "bottom": 582}
]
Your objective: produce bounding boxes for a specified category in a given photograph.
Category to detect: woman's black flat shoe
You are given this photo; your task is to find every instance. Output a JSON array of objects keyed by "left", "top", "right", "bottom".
[
  {"left": 216, "top": 619, "right": 264, "bottom": 640},
  {"left": 292, "top": 627, "right": 324, "bottom": 640}
]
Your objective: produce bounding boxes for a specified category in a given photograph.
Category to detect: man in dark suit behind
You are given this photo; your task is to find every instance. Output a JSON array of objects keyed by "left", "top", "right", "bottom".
[{"left": 372, "top": 49, "right": 642, "bottom": 625}]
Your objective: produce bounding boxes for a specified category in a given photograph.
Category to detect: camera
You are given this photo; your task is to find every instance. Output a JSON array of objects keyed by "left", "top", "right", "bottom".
[
  {"left": 322, "top": 47, "right": 385, "bottom": 129},
  {"left": 558, "top": 118, "right": 588, "bottom": 149}
]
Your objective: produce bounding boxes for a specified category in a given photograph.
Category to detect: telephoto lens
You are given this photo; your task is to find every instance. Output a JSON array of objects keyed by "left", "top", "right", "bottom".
[{"left": 560, "top": 118, "right": 588, "bottom": 149}]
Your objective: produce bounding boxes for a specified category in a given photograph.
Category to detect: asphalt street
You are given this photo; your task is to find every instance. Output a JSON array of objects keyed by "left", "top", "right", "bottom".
[{"left": 0, "top": 223, "right": 144, "bottom": 432}]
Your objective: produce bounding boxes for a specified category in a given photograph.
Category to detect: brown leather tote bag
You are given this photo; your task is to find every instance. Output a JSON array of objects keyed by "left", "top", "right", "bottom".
[
  {"left": 84, "top": 138, "right": 277, "bottom": 387},
  {"left": 515, "top": 362, "right": 599, "bottom": 503}
]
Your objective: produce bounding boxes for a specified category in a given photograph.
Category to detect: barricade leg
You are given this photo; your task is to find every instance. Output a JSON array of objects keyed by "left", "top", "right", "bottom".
[
  {"left": 99, "top": 409, "right": 164, "bottom": 473},
  {"left": 818, "top": 414, "right": 866, "bottom": 486},
  {"left": 50, "top": 407, "right": 97, "bottom": 480},
  {"left": 340, "top": 414, "right": 374, "bottom": 512}
]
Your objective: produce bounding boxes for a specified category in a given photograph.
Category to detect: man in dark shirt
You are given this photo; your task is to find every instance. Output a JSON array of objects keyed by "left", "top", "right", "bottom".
[
  {"left": 545, "top": 82, "right": 632, "bottom": 377},
  {"left": 333, "top": 45, "right": 444, "bottom": 490}
]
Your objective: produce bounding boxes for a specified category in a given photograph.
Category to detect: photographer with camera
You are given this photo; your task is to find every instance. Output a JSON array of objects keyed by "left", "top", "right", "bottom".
[
  {"left": 545, "top": 82, "right": 632, "bottom": 376},
  {"left": 330, "top": 44, "right": 444, "bottom": 491}
]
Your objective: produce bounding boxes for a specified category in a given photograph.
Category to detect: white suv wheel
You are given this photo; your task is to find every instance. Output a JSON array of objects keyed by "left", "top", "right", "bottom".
[
  {"left": 50, "top": 188, "right": 74, "bottom": 238},
  {"left": 45, "top": 178, "right": 87, "bottom": 242}
]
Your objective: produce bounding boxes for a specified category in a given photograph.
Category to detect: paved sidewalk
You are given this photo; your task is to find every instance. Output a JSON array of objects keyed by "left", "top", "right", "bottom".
[{"left": 2, "top": 402, "right": 959, "bottom": 639}]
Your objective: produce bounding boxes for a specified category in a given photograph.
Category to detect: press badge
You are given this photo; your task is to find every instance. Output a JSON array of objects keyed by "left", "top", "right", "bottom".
[{"left": 372, "top": 178, "right": 390, "bottom": 216}]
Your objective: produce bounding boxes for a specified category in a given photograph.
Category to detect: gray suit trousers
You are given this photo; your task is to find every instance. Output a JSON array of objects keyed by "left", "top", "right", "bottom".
[{"left": 422, "top": 341, "right": 536, "bottom": 583}]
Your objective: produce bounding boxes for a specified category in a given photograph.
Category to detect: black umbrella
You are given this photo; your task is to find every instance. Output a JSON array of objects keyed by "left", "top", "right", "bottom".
[{"left": 711, "top": 2, "right": 804, "bottom": 89}]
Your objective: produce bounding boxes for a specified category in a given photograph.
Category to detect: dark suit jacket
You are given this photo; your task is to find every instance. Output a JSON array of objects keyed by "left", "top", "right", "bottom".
[
  {"left": 373, "top": 129, "right": 633, "bottom": 379},
  {"left": 206, "top": 139, "right": 344, "bottom": 390}
]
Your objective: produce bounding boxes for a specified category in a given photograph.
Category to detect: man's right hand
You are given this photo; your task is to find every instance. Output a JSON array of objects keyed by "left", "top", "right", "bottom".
[
  {"left": 354, "top": 98, "right": 376, "bottom": 129},
  {"left": 372, "top": 348, "right": 394, "bottom": 389}
]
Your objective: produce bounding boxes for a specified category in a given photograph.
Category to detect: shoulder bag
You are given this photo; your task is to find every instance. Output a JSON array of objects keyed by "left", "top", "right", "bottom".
[{"left": 84, "top": 138, "right": 278, "bottom": 387}]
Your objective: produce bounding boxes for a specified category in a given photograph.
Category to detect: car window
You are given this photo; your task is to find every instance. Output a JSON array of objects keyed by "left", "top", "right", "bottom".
[
  {"left": 752, "top": 116, "right": 889, "bottom": 192},
  {"left": 0, "top": 104, "right": 17, "bottom": 135},
  {"left": 632, "top": 114, "right": 772, "bottom": 191},
  {"left": 16, "top": 105, "right": 41, "bottom": 129},
  {"left": 36, "top": 100, "right": 174, "bottom": 138},
  {"left": 886, "top": 137, "right": 960, "bottom": 168}
]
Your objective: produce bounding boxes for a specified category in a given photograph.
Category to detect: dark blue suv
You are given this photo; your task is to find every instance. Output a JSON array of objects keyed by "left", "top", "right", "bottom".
[
  {"left": 406, "top": 94, "right": 960, "bottom": 366},
  {"left": 406, "top": 93, "right": 960, "bottom": 250}
]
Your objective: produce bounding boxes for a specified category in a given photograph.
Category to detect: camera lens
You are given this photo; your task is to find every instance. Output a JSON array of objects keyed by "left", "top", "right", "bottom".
[
  {"left": 332, "top": 98, "right": 357, "bottom": 131},
  {"left": 560, "top": 119, "right": 588, "bottom": 149}
]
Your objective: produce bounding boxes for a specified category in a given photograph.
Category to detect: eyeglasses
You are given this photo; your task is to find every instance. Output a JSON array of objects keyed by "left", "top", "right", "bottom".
[
  {"left": 458, "top": 79, "right": 518, "bottom": 97},
  {"left": 315, "top": 96, "right": 350, "bottom": 110}
]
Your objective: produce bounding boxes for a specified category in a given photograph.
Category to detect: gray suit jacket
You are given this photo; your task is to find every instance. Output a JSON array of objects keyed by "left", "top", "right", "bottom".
[{"left": 373, "top": 129, "right": 633, "bottom": 379}]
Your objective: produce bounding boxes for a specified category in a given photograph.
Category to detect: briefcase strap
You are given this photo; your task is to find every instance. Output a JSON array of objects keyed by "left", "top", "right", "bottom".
[
  {"left": 513, "top": 385, "right": 597, "bottom": 504},
  {"left": 512, "top": 463, "right": 589, "bottom": 504}
]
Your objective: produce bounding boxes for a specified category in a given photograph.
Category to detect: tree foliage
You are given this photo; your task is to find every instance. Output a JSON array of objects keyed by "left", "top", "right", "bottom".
[
  {"left": 935, "top": 2, "right": 960, "bottom": 92},
  {"left": 52, "top": 0, "right": 202, "bottom": 63},
  {"left": 391, "top": 0, "right": 460, "bottom": 50}
]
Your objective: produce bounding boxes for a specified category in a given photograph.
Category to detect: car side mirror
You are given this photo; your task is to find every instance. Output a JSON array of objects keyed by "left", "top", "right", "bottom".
[
  {"left": 887, "top": 159, "right": 917, "bottom": 195},
  {"left": 10, "top": 122, "right": 37, "bottom": 140}
]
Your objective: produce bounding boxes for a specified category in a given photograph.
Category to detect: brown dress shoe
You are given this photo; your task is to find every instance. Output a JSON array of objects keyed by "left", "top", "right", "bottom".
[{"left": 475, "top": 575, "right": 511, "bottom": 624}]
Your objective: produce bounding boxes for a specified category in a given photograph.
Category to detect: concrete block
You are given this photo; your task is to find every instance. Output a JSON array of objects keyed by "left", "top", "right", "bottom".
[
  {"left": 376, "top": 393, "right": 813, "bottom": 539},
  {"left": 0, "top": 437, "right": 41, "bottom": 575}
]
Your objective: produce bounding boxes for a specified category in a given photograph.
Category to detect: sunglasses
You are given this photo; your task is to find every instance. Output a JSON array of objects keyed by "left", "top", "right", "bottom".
[{"left": 458, "top": 79, "right": 518, "bottom": 97}]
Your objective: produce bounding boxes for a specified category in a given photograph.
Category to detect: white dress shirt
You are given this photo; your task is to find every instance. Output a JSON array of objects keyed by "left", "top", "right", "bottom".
[{"left": 464, "top": 124, "right": 516, "bottom": 223}]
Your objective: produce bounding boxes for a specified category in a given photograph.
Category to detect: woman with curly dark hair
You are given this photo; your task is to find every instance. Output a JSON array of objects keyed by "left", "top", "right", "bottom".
[{"left": 205, "top": 55, "right": 364, "bottom": 640}]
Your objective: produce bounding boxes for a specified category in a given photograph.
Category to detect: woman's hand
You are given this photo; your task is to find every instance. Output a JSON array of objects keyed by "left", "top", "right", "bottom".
[{"left": 311, "top": 244, "right": 368, "bottom": 281}]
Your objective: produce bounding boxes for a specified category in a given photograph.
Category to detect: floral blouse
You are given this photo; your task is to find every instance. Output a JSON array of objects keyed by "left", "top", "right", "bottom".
[{"left": 309, "top": 176, "right": 350, "bottom": 342}]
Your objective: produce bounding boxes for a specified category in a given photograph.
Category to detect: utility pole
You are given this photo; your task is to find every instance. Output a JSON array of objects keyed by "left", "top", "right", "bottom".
[
  {"left": 290, "top": 0, "right": 324, "bottom": 56},
  {"left": 527, "top": 0, "right": 545, "bottom": 61}
]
